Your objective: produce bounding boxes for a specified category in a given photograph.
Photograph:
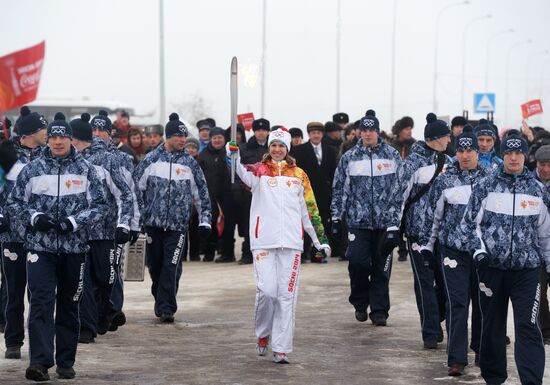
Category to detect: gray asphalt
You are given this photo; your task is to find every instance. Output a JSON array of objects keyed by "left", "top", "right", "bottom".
[{"left": 0, "top": 256, "right": 548, "bottom": 384}]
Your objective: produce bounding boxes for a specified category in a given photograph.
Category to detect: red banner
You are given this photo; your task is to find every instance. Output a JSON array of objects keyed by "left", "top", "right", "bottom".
[
  {"left": 0, "top": 41, "right": 45, "bottom": 112},
  {"left": 521, "top": 99, "right": 543, "bottom": 119},
  {"left": 238, "top": 112, "right": 255, "bottom": 131}
]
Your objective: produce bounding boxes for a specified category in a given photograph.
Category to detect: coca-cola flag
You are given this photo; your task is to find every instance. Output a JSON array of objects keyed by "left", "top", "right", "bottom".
[
  {"left": 237, "top": 112, "right": 255, "bottom": 131},
  {"left": 521, "top": 99, "right": 543, "bottom": 119},
  {"left": 0, "top": 41, "right": 45, "bottom": 112}
]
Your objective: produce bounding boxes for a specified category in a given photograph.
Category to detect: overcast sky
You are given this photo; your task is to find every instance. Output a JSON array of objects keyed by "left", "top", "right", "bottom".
[{"left": 5, "top": 0, "right": 550, "bottom": 136}]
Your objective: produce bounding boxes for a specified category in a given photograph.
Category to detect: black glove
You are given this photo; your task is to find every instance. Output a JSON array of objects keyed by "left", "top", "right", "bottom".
[
  {"left": 474, "top": 252, "right": 490, "bottom": 270},
  {"left": 130, "top": 230, "right": 140, "bottom": 245},
  {"left": 0, "top": 216, "right": 9, "bottom": 233},
  {"left": 420, "top": 249, "right": 435, "bottom": 269},
  {"left": 378, "top": 229, "right": 399, "bottom": 257},
  {"left": 199, "top": 225, "right": 211, "bottom": 240},
  {"left": 56, "top": 217, "right": 74, "bottom": 234},
  {"left": 115, "top": 226, "right": 131, "bottom": 245},
  {"left": 332, "top": 220, "right": 342, "bottom": 238},
  {"left": 33, "top": 214, "right": 56, "bottom": 232}
]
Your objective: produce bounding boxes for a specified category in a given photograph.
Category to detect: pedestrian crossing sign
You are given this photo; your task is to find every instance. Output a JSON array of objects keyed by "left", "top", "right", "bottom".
[{"left": 474, "top": 93, "right": 496, "bottom": 113}]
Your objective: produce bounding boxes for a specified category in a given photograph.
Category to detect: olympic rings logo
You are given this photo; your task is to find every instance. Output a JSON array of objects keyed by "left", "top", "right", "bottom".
[{"left": 507, "top": 139, "right": 522, "bottom": 149}]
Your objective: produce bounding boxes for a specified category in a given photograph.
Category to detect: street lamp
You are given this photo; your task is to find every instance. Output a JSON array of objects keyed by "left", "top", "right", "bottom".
[
  {"left": 432, "top": 0, "right": 469, "bottom": 113},
  {"left": 540, "top": 57, "right": 550, "bottom": 98},
  {"left": 336, "top": 0, "right": 341, "bottom": 113},
  {"left": 260, "top": 0, "right": 267, "bottom": 117},
  {"left": 159, "top": 0, "right": 166, "bottom": 122},
  {"left": 504, "top": 39, "right": 532, "bottom": 125},
  {"left": 485, "top": 28, "right": 514, "bottom": 91},
  {"left": 461, "top": 14, "right": 492, "bottom": 110},
  {"left": 526, "top": 49, "right": 549, "bottom": 100}
]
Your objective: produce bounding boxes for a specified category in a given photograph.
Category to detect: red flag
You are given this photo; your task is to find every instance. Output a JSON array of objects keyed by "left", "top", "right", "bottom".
[
  {"left": 0, "top": 41, "right": 45, "bottom": 112},
  {"left": 237, "top": 112, "right": 255, "bottom": 131},
  {"left": 521, "top": 99, "right": 543, "bottom": 119}
]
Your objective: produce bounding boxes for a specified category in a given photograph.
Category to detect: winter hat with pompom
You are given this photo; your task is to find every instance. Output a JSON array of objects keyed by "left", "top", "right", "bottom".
[
  {"left": 91, "top": 110, "right": 112, "bottom": 133},
  {"left": 47, "top": 112, "right": 73, "bottom": 138},
  {"left": 359, "top": 109, "right": 380, "bottom": 132},
  {"left": 268, "top": 127, "right": 291, "bottom": 150},
  {"left": 165, "top": 113, "right": 188, "bottom": 138},
  {"left": 501, "top": 129, "right": 528, "bottom": 157},
  {"left": 70, "top": 113, "right": 93, "bottom": 142},
  {"left": 455, "top": 124, "right": 478, "bottom": 152},
  {"left": 424, "top": 112, "right": 450, "bottom": 141},
  {"left": 18, "top": 106, "right": 47, "bottom": 137}
]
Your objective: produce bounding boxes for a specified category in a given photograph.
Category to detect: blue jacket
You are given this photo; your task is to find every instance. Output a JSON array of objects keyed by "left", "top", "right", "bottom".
[
  {"left": 478, "top": 149, "right": 502, "bottom": 170},
  {"left": 0, "top": 140, "right": 43, "bottom": 243},
  {"left": 134, "top": 144, "right": 211, "bottom": 232},
  {"left": 7, "top": 146, "right": 107, "bottom": 254},
  {"left": 331, "top": 139, "right": 402, "bottom": 230},
  {"left": 396, "top": 141, "right": 452, "bottom": 239},
  {"left": 107, "top": 141, "right": 141, "bottom": 231},
  {"left": 462, "top": 166, "right": 550, "bottom": 271},
  {"left": 420, "top": 162, "right": 488, "bottom": 252},
  {"left": 80, "top": 138, "right": 134, "bottom": 240}
]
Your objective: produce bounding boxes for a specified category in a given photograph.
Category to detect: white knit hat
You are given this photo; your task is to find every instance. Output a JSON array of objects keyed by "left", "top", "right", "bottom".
[{"left": 268, "top": 127, "right": 292, "bottom": 150}]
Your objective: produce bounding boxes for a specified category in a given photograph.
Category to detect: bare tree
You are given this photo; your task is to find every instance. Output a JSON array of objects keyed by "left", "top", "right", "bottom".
[{"left": 171, "top": 91, "right": 213, "bottom": 126}]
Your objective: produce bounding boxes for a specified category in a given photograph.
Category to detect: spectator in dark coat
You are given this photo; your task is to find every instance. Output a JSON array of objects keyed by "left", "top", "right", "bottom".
[
  {"left": 389, "top": 116, "right": 416, "bottom": 160},
  {"left": 198, "top": 127, "right": 230, "bottom": 261},
  {"left": 323, "top": 121, "right": 343, "bottom": 154},
  {"left": 291, "top": 122, "right": 338, "bottom": 262},
  {"left": 184, "top": 137, "right": 201, "bottom": 261}
]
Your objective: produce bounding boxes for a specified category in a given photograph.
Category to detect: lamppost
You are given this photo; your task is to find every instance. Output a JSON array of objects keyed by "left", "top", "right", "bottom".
[
  {"left": 260, "top": 0, "right": 267, "bottom": 118},
  {"left": 540, "top": 57, "right": 550, "bottom": 98},
  {"left": 461, "top": 14, "right": 492, "bottom": 110},
  {"left": 159, "top": 0, "right": 166, "bottom": 122},
  {"left": 485, "top": 28, "right": 514, "bottom": 92},
  {"left": 526, "top": 49, "right": 549, "bottom": 100},
  {"left": 336, "top": 0, "right": 341, "bottom": 113},
  {"left": 504, "top": 39, "right": 532, "bottom": 125},
  {"left": 390, "top": 0, "right": 397, "bottom": 124},
  {"left": 432, "top": 0, "right": 469, "bottom": 113}
]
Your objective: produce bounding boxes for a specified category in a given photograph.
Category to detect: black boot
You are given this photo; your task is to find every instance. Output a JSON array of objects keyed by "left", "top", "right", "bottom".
[
  {"left": 56, "top": 366, "right": 75, "bottom": 379},
  {"left": 25, "top": 365, "right": 50, "bottom": 382}
]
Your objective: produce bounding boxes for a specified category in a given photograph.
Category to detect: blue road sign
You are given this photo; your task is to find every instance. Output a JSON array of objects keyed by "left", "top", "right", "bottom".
[{"left": 474, "top": 93, "right": 496, "bottom": 113}]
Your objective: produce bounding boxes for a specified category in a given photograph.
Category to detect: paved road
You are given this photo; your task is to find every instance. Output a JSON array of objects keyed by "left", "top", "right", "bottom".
[{"left": 1, "top": 257, "right": 548, "bottom": 384}]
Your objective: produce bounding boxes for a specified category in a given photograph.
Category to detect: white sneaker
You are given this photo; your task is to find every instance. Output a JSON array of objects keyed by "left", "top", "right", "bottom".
[
  {"left": 256, "top": 336, "right": 269, "bottom": 356},
  {"left": 273, "top": 352, "right": 289, "bottom": 364}
]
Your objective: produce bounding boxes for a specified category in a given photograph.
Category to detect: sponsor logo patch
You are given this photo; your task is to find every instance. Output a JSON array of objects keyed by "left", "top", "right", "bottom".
[
  {"left": 255, "top": 251, "right": 269, "bottom": 261},
  {"left": 267, "top": 178, "right": 277, "bottom": 187}
]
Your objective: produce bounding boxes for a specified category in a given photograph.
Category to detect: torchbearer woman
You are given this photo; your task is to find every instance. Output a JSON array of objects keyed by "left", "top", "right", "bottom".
[{"left": 226, "top": 127, "right": 331, "bottom": 364}]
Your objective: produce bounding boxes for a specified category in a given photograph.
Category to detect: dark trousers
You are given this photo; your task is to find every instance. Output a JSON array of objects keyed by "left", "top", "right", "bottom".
[
  {"left": 0, "top": 258, "right": 5, "bottom": 327},
  {"left": 186, "top": 209, "right": 200, "bottom": 260},
  {"left": 109, "top": 244, "right": 125, "bottom": 313},
  {"left": 1, "top": 242, "right": 27, "bottom": 348},
  {"left": 221, "top": 194, "right": 250, "bottom": 259},
  {"left": 145, "top": 227, "right": 185, "bottom": 317},
  {"left": 80, "top": 240, "right": 117, "bottom": 335},
  {"left": 539, "top": 268, "right": 550, "bottom": 339},
  {"left": 27, "top": 251, "right": 85, "bottom": 369},
  {"left": 438, "top": 245, "right": 481, "bottom": 366},
  {"left": 346, "top": 229, "right": 393, "bottom": 318},
  {"left": 477, "top": 267, "right": 545, "bottom": 385},
  {"left": 407, "top": 238, "right": 445, "bottom": 342}
]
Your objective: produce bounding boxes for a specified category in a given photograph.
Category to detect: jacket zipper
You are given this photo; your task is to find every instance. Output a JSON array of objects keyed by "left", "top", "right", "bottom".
[
  {"left": 278, "top": 162, "right": 283, "bottom": 248},
  {"left": 508, "top": 177, "right": 516, "bottom": 269},
  {"left": 369, "top": 149, "right": 374, "bottom": 227},
  {"left": 164, "top": 153, "right": 173, "bottom": 231},
  {"left": 56, "top": 163, "right": 61, "bottom": 253}
]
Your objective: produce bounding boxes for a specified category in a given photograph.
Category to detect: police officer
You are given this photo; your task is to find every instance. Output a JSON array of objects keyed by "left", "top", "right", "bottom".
[
  {"left": 462, "top": 129, "right": 550, "bottom": 385},
  {"left": 475, "top": 119, "right": 502, "bottom": 170},
  {"left": 397, "top": 113, "right": 451, "bottom": 349},
  {"left": 7, "top": 113, "right": 106, "bottom": 381},
  {"left": 420, "top": 126, "right": 486, "bottom": 375},
  {"left": 134, "top": 113, "right": 211, "bottom": 322},
  {"left": 0, "top": 107, "right": 46, "bottom": 359},
  {"left": 91, "top": 110, "right": 140, "bottom": 331},
  {"left": 70, "top": 113, "right": 134, "bottom": 342},
  {"left": 331, "top": 110, "right": 402, "bottom": 326}
]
